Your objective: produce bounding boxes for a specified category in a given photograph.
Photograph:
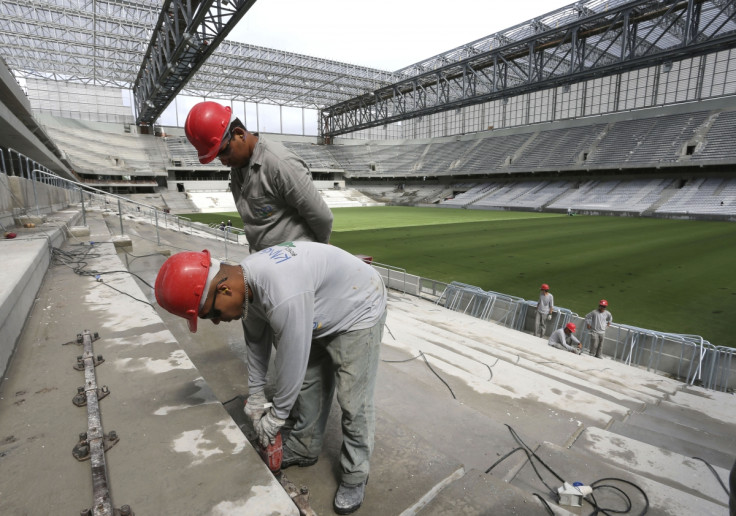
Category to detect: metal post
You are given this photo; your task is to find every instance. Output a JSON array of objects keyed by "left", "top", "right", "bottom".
[
  {"left": 117, "top": 199, "right": 124, "bottom": 236},
  {"left": 80, "top": 187, "right": 87, "bottom": 226},
  {"left": 154, "top": 210, "right": 160, "bottom": 245},
  {"left": 31, "top": 169, "right": 40, "bottom": 216}
]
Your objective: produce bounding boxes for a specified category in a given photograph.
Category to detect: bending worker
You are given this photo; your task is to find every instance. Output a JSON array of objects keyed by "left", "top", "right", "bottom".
[
  {"left": 184, "top": 101, "right": 333, "bottom": 252},
  {"left": 155, "top": 241, "right": 387, "bottom": 515},
  {"left": 548, "top": 323, "right": 582, "bottom": 354}
]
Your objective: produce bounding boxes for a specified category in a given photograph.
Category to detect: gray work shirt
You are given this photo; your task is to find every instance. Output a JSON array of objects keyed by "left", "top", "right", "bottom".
[
  {"left": 537, "top": 292, "right": 554, "bottom": 315},
  {"left": 548, "top": 328, "right": 580, "bottom": 352},
  {"left": 241, "top": 241, "right": 387, "bottom": 419},
  {"left": 586, "top": 309, "right": 613, "bottom": 334},
  {"left": 230, "top": 134, "right": 333, "bottom": 251}
]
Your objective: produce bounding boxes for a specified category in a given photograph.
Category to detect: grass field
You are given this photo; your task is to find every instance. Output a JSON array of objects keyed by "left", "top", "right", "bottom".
[{"left": 184, "top": 207, "right": 736, "bottom": 347}]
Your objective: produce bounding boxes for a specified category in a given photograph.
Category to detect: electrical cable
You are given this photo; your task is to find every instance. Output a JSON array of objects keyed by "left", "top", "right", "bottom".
[
  {"left": 483, "top": 425, "right": 649, "bottom": 515},
  {"left": 532, "top": 493, "right": 556, "bottom": 516},
  {"left": 692, "top": 456, "right": 730, "bottom": 497},
  {"left": 382, "top": 351, "right": 456, "bottom": 399}
]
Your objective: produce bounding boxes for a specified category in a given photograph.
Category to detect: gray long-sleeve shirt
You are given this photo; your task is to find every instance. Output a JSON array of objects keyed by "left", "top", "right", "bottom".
[
  {"left": 536, "top": 292, "right": 554, "bottom": 315},
  {"left": 230, "top": 134, "right": 333, "bottom": 251},
  {"left": 241, "top": 241, "right": 387, "bottom": 419},
  {"left": 586, "top": 309, "right": 613, "bottom": 334},
  {"left": 548, "top": 328, "right": 580, "bottom": 352}
]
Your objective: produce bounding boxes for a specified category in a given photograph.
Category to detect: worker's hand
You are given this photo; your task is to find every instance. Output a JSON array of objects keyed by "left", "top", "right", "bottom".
[
  {"left": 546, "top": 314, "right": 552, "bottom": 321},
  {"left": 244, "top": 391, "right": 269, "bottom": 424},
  {"left": 255, "top": 408, "right": 286, "bottom": 448}
]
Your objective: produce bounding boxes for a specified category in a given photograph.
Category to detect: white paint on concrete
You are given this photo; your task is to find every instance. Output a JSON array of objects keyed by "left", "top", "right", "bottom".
[
  {"left": 117, "top": 349, "right": 195, "bottom": 373},
  {"left": 103, "top": 329, "right": 178, "bottom": 348},
  {"left": 217, "top": 419, "right": 247, "bottom": 455},
  {"left": 172, "top": 428, "right": 225, "bottom": 466},
  {"left": 208, "top": 485, "right": 299, "bottom": 516}
]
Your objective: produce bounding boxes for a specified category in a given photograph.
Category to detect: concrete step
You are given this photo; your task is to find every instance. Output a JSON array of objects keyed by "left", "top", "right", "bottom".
[
  {"left": 610, "top": 412, "right": 734, "bottom": 469},
  {"left": 386, "top": 307, "right": 632, "bottom": 428},
  {"left": 643, "top": 398, "right": 736, "bottom": 445},
  {"left": 389, "top": 296, "right": 682, "bottom": 401},
  {"left": 513, "top": 441, "right": 728, "bottom": 516},
  {"left": 415, "top": 468, "right": 577, "bottom": 516},
  {"left": 571, "top": 426, "right": 731, "bottom": 507}
]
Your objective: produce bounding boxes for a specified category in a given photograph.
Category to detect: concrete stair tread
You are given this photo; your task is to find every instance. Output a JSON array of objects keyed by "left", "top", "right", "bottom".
[
  {"left": 572, "top": 426, "right": 731, "bottom": 505},
  {"left": 389, "top": 297, "right": 683, "bottom": 398},
  {"left": 416, "top": 468, "right": 577, "bottom": 516},
  {"left": 386, "top": 307, "right": 632, "bottom": 428},
  {"left": 612, "top": 412, "right": 735, "bottom": 469},
  {"left": 644, "top": 399, "right": 736, "bottom": 440},
  {"left": 512, "top": 441, "right": 728, "bottom": 515}
]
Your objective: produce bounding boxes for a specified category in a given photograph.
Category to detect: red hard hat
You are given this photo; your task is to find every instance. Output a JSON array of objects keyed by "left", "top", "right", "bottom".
[
  {"left": 599, "top": 299, "right": 608, "bottom": 307},
  {"left": 540, "top": 284, "right": 550, "bottom": 291},
  {"left": 565, "top": 322, "right": 576, "bottom": 333},
  {"left": 155, "top": 250, "right": 211, "bottom": 333},
  {"left": 184, "top": 102, "right": 232, "bottom": 164}
]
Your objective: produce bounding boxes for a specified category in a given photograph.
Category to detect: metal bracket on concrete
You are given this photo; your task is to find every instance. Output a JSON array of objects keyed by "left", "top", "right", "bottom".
[
  {"left": 72, "top": 431, "right": 120, "bottom": 462},
  {"left": 280, "top": 475, "right": 317, "bottom": 516},
  {"left": 80, "top": 504, "right": 134, "bottom": 516},
  {"left": 74, "top": 354, "right": 105, "bottom": 371},
  {"left": 73, "top": 385, "right": 110, "bottom": 407}
]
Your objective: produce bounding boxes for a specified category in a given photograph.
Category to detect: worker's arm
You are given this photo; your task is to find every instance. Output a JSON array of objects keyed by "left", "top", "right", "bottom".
[
  {"left": 245, "top": 316, "right": 273, "bottom": 395},
  {"left": 266, "top": 291, "right": 315, "bottom": 420},
  {"left": 277, "top": 158, "right": 333, "bottom": 244}
]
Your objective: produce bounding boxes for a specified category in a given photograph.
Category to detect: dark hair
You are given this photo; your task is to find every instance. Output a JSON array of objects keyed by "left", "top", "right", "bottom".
[{"left": 229, "top": 118, "right": 246, "bottom": 132}]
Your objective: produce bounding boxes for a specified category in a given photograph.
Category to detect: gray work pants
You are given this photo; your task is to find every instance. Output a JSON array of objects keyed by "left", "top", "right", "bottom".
[
  {"left": 535, "top": 311, "right": 548, "bottom": 337},
  {"left": 590, "top": 332, "right": 605, "bottom": 357},
  {"left": 287, "top": 310, "right": 386, "bottom": 485}
]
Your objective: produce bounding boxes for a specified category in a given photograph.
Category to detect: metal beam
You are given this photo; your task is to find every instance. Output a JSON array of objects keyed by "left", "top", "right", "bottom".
[
  {"left": 321, "top": 0, "right": 736, "bottom": 137},
  {"left": 132, "top": 0, "right": 258, "bottom": 125}
]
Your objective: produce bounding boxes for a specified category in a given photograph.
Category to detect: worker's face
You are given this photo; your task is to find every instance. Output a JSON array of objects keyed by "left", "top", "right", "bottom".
[
  {"left": 199, "top": 278, "right": 243, "bottom": 325},
  {"left": 217, "top": 128, "right": 250, "bottom": 168},
  {"left": 598, "top": 305, "right": 606, "bottom": 311}
]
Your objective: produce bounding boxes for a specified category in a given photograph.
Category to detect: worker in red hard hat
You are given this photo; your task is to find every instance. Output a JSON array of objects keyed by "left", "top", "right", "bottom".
[
  {"left": 534, "top": 283, "right": 555, "bottom": 338},
  {"left": 548, "top": 322, "right": 582, "bottom": 354},
  {"left": 155, "top": 242, "right": 387, "bottom": 515},
  {"left": 184, "top": 101, "right": 333, "bottom": 252},
  {"left": 585, "top": 299, "right": 613, "bottom": 358}
]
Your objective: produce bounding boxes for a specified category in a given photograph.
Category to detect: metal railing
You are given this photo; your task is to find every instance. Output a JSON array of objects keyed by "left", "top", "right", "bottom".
[{"left": 428, "top": 281, "right": 734, "bottom": 391}]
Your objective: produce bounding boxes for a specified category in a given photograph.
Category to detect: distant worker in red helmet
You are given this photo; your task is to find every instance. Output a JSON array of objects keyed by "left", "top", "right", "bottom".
[
  {"left": 548, "top": 322, "right": 582, "bottom": 354},
  {"left": 585, "top": 299, "right": 613, "bottom": 358},
  {"left": 155, "top": 241, "right": 387, "bottom": 515},
  {"left": 184, "top": 101, "right": 333, "bottom": 252},
  {"left": 534, "top": 283, "right": 555, "bottom": 337}
]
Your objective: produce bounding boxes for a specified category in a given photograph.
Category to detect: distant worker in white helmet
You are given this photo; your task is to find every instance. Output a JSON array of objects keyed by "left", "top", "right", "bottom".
[
  {"left": 548, "top": 323, "right": 582, "bottom": 354},
  {"left": 184, "top": 101, "right": 333, "bottom": 252},
  {"left": 534, "top": 283, "right": 555, "bottom": 337},
  {"left": 155, "top": 241, "right": 387, "bottom": 515},
  {"left": 585, "top": 299, "right": 613, "bottom": 358}
]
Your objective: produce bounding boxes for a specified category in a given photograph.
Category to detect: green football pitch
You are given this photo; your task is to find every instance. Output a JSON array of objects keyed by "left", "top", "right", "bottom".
[{"left": 185, "top": 206, "right": 736, "bottom": 348}]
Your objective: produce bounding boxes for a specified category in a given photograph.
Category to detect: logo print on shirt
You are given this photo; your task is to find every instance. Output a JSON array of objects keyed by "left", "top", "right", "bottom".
[
  {"left": 255, "top": 204, "right": 275, "bottom": 218},
  {"left": 259, "top": 245, "right": 296, "bottom": 264}
]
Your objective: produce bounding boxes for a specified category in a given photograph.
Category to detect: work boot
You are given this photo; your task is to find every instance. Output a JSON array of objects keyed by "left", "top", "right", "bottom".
[
  {"left": 333, "top": 477, "right": 368, "bottom": 515},
  {"left": 281, "top": 444, "right": 318, "bottom": 469}
]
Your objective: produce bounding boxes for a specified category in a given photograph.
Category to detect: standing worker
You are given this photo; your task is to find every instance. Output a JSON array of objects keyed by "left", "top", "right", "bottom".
[
  {"left": 184, "top": 101, "right": 333, "bottom": 252},
  {"left": 534, "top": 283, "right": 555, "bottom": 337},
  {"left": 586, "top": 299, "right": 613, "bottom": 358},
  {"left": 155, "top": 241, "right": 387, "bottom": 515},
  {"left": 548, "top": 323, "right": 582, "bottom": 354}
]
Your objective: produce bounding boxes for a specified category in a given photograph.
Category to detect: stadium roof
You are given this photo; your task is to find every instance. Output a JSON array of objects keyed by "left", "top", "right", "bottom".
[{"left": 1, "top": 1, "right": 735, "bottom": 119}]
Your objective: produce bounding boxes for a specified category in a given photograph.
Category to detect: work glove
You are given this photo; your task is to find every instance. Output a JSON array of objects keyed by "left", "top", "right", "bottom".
[
  {"left": 255, "top": 407, "right": 286, "bottom": 448},
  {"left": 244, "top": 391, "right": 269, "bottom": 425},
  {"left": 546, "top": 314, "right": 552, "bottom": 321}
]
